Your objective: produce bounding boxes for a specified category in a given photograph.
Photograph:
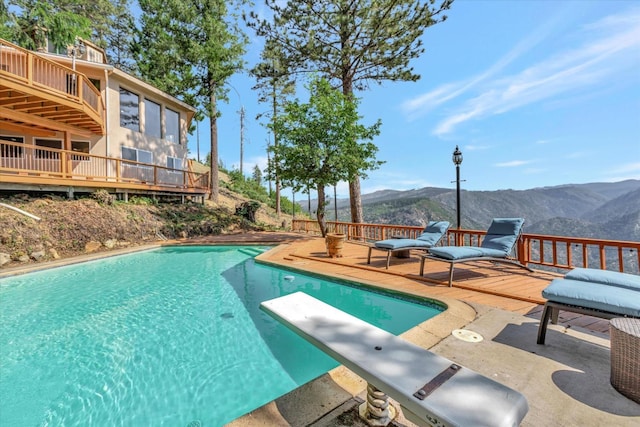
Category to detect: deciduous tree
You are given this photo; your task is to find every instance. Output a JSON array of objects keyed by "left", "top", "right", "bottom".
[{"left": 269, "top": 77, "right": 382, "bottom": 236}]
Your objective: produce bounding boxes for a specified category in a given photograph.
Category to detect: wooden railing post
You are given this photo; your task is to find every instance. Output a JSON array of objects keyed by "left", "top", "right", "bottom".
[
  {"left": 61, "top": 151, "right": 68, "bottom": 178},
  {"left": 26, "top": 51, "right": 33, "bottom": 83},
  {"left": 517, "top": 236, "right": 527, "bottom": 266},
  {"left": 77, "top": 73, "right": 83, "bottom": 101}
]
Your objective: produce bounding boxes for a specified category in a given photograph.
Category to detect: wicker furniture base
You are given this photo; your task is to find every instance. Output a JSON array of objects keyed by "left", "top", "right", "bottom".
[{"left": 610, "top": 318, "right": 640, "bottom": 403}]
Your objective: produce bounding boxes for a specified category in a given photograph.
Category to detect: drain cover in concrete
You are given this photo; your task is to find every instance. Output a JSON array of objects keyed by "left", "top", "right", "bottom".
[{"left": 452, "top": 329, "right": 484, "bottom": 343}]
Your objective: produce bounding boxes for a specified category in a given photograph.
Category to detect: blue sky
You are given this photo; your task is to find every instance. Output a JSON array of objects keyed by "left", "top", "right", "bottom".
[{"left": 187, "top": 0, "right": 640, "bottom": 197}]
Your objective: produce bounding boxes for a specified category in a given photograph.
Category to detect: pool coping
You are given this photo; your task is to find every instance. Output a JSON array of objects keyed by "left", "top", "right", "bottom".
[{"left": 0, "top": 240, "right": 477, "bottom": 426}]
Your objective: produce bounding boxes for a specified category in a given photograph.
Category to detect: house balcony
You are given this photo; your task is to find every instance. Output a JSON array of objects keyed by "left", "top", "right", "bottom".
[
  {"left": 0, "top": 139, "right": 209, "bottom": 197},
  {"left": 0, "top": 38, "right": 104, "bottom": 137}
]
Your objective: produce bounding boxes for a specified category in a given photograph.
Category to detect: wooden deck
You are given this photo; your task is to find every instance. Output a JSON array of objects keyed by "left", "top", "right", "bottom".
[{"left": 251, "top": 233, "right": 612, "bottom": 335}]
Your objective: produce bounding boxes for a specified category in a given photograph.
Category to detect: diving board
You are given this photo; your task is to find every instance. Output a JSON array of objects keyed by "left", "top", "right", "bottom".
[{"left": 260, "top": 292, "right": 528, "bottom": 427}]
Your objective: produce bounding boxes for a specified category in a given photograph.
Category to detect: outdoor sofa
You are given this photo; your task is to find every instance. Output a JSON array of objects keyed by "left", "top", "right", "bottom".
[{"left": 537, "top": 267, "right": 640, "bottom": 344}]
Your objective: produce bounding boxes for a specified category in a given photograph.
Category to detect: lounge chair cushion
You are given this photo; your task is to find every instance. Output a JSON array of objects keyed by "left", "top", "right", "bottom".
[
  {"left": 421, "top": 220, "right": 450, "bottom": 236},
  {"left": 375, "top": 238, "right": 435, "bottom": 250},
  {"left": 374, "top": 221, "right": 450, "bottom": 250},
  {"left": 564, "top": 268, "right": 640, "bottom": 291},
  {"left": 428, "top": 246, "right": 484, "bottom": 260},
  {"left": 542, "top": 278, "right": 640, "bottom": 317},
  {"left": 480, "top": 218, "right": 525, "bottom": 253},
  {"left": 428, "top": 246, "right": 512, "bottom": 260}
]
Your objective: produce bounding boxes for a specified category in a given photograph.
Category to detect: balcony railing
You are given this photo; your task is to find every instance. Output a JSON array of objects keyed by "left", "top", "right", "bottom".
[
  {"left": 291, "top": 219, "right": 640, "bottom": 274},
  {"left": 0, "top": 140, "right": 208, "bottom": 193},
  {"left": 0, "top": 39, "right": 104, "bottom": 131}
]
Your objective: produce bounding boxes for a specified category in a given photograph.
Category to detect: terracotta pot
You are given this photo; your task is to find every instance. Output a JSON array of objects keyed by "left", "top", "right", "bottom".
[{"left": 325, "top": 233, "right": 346, "bottom": 258}]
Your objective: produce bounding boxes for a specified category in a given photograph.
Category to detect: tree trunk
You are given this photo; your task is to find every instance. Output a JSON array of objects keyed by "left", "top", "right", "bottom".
[
  {"left": 209, "top": 82, "right": 219, "bottom": 202},
  {"left": 341, "top": 70, "right": 363, "bottom": 225},
  {"left": 273, "top": 81, "right": 281, "bottom": 216},
  {"left": 349, "top": 175, "right": 363, "bottom": 224},
  {"left": 317, "top": 184, "right": 327, "bottom": 237}
]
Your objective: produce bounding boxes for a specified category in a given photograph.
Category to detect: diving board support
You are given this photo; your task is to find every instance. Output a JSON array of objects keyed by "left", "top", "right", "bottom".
[{"left": 260, "top": 292, "right": 529, "bottom": 427}]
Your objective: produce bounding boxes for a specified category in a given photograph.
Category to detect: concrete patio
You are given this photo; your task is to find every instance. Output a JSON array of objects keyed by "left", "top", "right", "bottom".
[{"left": 226, "top": 233, "right": 639, "bottom": 426}]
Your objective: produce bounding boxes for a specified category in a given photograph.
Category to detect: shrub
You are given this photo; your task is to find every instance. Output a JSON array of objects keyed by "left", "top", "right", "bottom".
[{"left": 91, "top": 189, "right": 115, "bottom": 205}]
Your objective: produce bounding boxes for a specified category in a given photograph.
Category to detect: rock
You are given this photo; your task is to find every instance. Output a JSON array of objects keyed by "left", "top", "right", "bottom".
[
  {"left": 17, "top": 254, "right": 29, "bottom": 263},
  {"left": 49, "top": 248, "right": 60, "bottom": 259},
  {"left": 85, "top": 241, "right": 102, "bottom": 253},
  {"left": 117, "top": 241, "right": 131, "bottom": 247},
  {"left": 0, "top": 253, "right": 10, "bottom": 267},
  {"left": 104, "top": 239, "right": 117, "bottom": 249},
  {"left": 30, "top": 250, "right": 46, "bottom": 261}
]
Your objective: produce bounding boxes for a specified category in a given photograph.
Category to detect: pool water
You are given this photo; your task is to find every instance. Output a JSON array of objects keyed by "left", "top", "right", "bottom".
[{"left": 0, "top": 246, "right": 442, "bottom": 426}]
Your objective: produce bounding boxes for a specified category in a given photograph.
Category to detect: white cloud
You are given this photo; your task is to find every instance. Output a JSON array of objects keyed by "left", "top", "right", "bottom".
[
  {"left": 609, "top": 162, "right": 640, "bottom": 174},
  {"left": 431, "top": 7, "right": 640, "bottom": 135},
  {"left": 245, "top": 155, "right": 269, "bottom": 173},
  {"left": 494, "top": 160, "right": 532, "bottom": 167},
  {"left": 401, "top": 8, "right": 565, "bottom": 120},
  {"left": 465, "top": 144, "right": 491, "bottom": 151}
]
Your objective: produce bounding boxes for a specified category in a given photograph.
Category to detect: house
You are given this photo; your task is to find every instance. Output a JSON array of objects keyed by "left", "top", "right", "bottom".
[{"left": 0, "top": 38, "right": 208, "bottom": 201}]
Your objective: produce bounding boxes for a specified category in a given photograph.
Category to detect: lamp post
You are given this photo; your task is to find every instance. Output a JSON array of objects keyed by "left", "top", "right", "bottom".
[
  {"left": 452, "top": 145, "right": 463, "bottom": 230},
  {"left": 70, "top": 38, "right": 85, "bottom": 71}
]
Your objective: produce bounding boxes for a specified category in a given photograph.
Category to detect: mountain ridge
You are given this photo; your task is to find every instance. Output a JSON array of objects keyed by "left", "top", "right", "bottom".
[{"left": 305, "top": 179, "right": 640, "bottom": 241}]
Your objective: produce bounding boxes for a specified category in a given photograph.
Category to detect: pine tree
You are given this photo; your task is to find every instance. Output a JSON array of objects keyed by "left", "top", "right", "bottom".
[
  {"left": 136, "top": 0, "right": 248, "bottom": 202},
  {"left": 7, "top": 0, "right": 91, "bottom": 51},
  {"left": 248, "top": 0, "right": 453, "bottom": 224},
  {"left": 102, "top": 0, "right": 136, "bottom": 72},
  {"left": 251, "top": 38, "right": 296, "bottom": 216}
]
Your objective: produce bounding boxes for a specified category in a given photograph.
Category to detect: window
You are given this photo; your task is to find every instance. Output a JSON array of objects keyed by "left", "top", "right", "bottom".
[
  {"left": 167, "top": 156, "right": 183, "bottom": 171},
  {"left": 122, "top": 146, "right": 152, "bottom": 164},
  {"left": 166, "top": 108, "right": 180, "bottom": 143},
  {"left": 34, "top": 139, "right": 62, "bottom": 159},
  {"left": 0, "top": 135, "right": 24, "bottom": 157},
  {"left": 119, "top": 88, "right": 140, "bottom": 131},
  {"left": 71, "top": 141, "right": 90, "bottom": 161},
  {"left": 145, "top": 99, "right": 162, "bottom": 138},
  {"left": 121, "top": 147, "right": 153, "bottom": 182},
  {"left": 89, "top": 78, "right": 101, "bottom": 91}
]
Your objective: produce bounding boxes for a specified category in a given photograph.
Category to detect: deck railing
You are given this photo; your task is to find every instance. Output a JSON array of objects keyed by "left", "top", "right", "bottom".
[
  {"left": 291, "top": 219, "right": 640, "bottom": 274},
  {"left": 0, "top": 140, "right": 209, "bottom": 193},
  {"left": 0, "top": 39, "right": 103, "bottom": 120}
]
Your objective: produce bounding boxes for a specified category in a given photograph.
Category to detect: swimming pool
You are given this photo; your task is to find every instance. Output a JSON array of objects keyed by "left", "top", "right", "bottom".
[{"left": 0, "top": 245, "right": 443, "bottom": 426}]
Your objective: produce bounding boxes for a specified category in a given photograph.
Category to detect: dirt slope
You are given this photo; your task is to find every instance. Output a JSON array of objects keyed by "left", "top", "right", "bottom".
[{"left": 0, "top": 187, "right": 292, "bottom": 269}]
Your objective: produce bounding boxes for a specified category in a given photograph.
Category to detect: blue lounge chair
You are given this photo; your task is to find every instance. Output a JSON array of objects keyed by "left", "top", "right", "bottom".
[
  {"left": 419, "top": 218, "right": 533, "bottom": 286},
  {"left": 367, "top": 221, "right": 450, "bottom": 269},
  {"left": 537, "top": 268, "right": 640, "bottom": 344}
]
